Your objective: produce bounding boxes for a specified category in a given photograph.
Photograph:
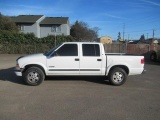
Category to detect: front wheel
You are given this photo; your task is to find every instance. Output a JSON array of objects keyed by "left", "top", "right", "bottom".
[
  {"left": 23, "top": 67, "right": 45, "bottom": 86},
  {"left": 109, "top": 67, "right": 127, "bottom": 86}
]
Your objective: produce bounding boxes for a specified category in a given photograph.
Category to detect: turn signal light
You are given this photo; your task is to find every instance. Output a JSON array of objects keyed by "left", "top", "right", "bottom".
[{"left": 16, "top": 65, "right": 20, "bottom": 69}]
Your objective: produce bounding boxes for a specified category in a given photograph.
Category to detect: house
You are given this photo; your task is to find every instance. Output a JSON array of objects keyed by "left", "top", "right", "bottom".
[
  {"left": 11, "top": 15, "right": 70, "bottom": 38},
  {"left": 40, "top": 17, "right": 70, "bottom": 38},
  {"left": 11, "top": 15, "right": 45, "bottom": 38},
  {"left": 99, "top": 36, "right": 112, "bottom": 44}
]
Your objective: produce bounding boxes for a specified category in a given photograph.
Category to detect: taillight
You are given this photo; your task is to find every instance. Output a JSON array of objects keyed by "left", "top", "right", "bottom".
[{"left": 141, "top": 58, "right": 145, "bottom": 64}]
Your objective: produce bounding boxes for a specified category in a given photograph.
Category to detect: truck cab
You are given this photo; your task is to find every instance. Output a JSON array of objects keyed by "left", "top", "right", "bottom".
[{"left": 45, "top": 42, "right": 106, "bottom": 76}]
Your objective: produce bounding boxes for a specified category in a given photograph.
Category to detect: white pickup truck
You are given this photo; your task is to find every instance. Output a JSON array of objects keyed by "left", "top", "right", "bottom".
[{"left": 15, "top": 42, "right": 145, "bottom": 86}]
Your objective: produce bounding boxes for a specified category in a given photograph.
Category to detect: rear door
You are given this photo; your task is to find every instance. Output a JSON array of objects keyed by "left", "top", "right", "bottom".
[
  {"left": 47, "top": 43, "right": 80, "bottom": 75},
  {"left": 79, "top": 43, "right": 102, "bottom": 75}
]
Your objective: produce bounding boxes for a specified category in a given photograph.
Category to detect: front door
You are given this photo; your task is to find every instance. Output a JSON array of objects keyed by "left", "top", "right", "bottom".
[{"left": 47, "top": 43, "right": 80, "bottom": 75}]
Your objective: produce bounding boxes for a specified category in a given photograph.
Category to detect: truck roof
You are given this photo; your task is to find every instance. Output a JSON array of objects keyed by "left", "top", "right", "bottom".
[{"left": 63, "top": 42, "right": 101, "bottom": 44}]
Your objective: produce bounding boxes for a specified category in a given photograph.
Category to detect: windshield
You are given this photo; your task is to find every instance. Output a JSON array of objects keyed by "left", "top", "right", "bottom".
[{"left": 44, "top": 43, "right": 62, "bottom": 56}]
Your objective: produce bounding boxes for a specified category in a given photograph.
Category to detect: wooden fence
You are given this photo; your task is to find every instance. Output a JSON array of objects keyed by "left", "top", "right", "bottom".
[
  {"left": 104, "top": 43, "right": 150, "bottom": 53},
  {"left": 0, "top": 43, "right": 152, "bottom": 59},
  {"left": 104, "top": 43, "right": 126, "bottom": 53}
]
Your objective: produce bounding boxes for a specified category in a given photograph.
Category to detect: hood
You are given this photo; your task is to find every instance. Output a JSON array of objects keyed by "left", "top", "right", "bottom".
[
  {"left": 18, "top": 53, "right": 46, "bottom": 65},
  {"left": 23, "top": 53, "right": 45, "bottom": 59}
]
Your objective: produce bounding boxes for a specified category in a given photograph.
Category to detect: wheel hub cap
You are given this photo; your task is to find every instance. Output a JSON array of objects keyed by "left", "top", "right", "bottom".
[
  {"left": 113, "top": 72, "right": 123, "bottom": 83},
  {"left": 28, "top": 72, "right": 39, "bottom": 83}
]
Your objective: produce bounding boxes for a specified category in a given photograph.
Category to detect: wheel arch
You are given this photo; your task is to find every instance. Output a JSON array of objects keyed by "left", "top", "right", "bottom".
[
  {"left": 108, "top": 65, "right": 129, "bottom": 75},
  {"left": 22, "top": 64, "right": 46, "bottom": 75}
]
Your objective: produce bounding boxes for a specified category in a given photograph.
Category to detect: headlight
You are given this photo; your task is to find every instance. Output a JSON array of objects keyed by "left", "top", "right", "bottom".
[{"left": 15, "top": 60, "right": 20, "bottom": 69}]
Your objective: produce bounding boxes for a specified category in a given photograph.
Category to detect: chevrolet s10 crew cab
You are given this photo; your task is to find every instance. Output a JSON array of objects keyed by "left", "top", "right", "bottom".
[{"left": 15, "top": 42, "right": 145, "bottom": 86}]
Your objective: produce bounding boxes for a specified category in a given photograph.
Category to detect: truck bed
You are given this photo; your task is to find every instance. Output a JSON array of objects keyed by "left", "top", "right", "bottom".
[{"left": 105, "top": 53, "right": 142, "bottom": 56}]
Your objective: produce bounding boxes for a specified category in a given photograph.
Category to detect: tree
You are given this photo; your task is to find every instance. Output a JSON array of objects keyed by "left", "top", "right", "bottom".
[
  {"left": 117, "top": 32, "right": 122, "bottom": 42},
  {"left": 70, "top": 20, "right": 99, "bottom": 42},
  {"left": 0, "top": 13, "right": 19, "bottom": 32},
  {"left": 139, "top": 34, "right": 145, "bottom": 41}
]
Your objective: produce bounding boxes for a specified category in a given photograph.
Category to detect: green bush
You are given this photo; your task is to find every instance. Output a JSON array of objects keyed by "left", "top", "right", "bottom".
[{"left": 0, "top": 31, "right": 74, "bottom": 54}]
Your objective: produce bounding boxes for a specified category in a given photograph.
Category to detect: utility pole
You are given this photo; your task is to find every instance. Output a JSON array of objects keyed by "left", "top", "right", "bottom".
[
  {"left": 123, "top": 23, "right": 125, "bottom": 41},
  {"left": 55, "top": 32, "right": 56, "bottom": 47},
  {"left": 147, "top": 33, "right": 148, "bottom": 40},
  {"left": 153, "top": 29, "right": 155, "bottom": 40}
]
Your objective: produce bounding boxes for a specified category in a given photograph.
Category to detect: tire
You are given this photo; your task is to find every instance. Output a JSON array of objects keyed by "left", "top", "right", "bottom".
[
  {"left": 23, "top": 67, "right": 45, "bottom": 86},
  {"left": 109, "top": 67, "right": 127, "bottom": 86},
  {"left": 150, "top": 53, "right": 157, "bottom": 62}
]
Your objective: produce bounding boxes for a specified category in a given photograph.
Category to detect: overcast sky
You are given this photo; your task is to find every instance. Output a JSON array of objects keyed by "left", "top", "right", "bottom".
[{"left": 0, "top": 0, "right": 160, "bottom": 40}]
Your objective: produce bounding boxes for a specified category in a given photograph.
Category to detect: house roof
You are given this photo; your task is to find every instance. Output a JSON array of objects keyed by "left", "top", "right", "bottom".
[
  {"left": 11, "top": 15, "right": 43, "bottom": 23},
  {"left": 40, "top": 17, "right": 69, "bottom": 25}
]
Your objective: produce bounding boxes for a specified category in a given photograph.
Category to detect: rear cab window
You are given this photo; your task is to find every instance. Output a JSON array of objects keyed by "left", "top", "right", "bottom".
[{"left": 82, "top": 44, "right": 100, "bottom": 56}]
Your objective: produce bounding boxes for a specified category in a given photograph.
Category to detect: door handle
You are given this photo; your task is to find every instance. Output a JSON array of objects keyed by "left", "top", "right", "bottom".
[
  {"left": 75, "top": 58, "right": 79, "bottom": 61},
  {"left": 97, "top": 59, "right": 102, "bottom": 61}
]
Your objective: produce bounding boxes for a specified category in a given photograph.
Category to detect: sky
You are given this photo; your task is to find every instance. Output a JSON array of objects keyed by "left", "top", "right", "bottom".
[{"left": 0, "top": 0, "right": 160, "bottom": 40}]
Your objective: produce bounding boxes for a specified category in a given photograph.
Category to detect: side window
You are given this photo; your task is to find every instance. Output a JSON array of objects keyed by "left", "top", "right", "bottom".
[
  {"left": 18, "top": 25, "right": 24, "bottom": 31},
  {"left": 56, "top": 44, "right": 78, "bottom": 56},
  {"left": 51, "top": 25, "right": 61, "bottom": 32},
  {"left": 82, "top": 44, "right": 100, "bottom": 56}
]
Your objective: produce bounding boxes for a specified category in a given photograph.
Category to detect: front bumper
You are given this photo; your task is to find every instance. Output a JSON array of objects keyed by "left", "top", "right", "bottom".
[{"left": 14, "top": 68, "right": 22, "bottom": 76}]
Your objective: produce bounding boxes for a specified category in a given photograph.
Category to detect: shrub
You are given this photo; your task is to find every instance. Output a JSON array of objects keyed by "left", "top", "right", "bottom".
[{"left": 0, "top": 31, "right": 74, "bottom": 54}]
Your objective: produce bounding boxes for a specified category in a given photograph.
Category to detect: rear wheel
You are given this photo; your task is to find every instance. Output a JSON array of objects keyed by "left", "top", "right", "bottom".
[
  {"left": 109, "top": 67, "right": 127, "bottom": 86},
  {"left": 23, "top": 67, "right": 45, "bottom": 86},
  {"left": 150, "top": 53, "right": 157, "bottom": 62}
]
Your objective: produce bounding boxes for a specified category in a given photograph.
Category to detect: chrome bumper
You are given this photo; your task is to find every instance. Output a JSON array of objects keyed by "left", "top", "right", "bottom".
[{"left": 14, "top": 68, "right": 22, "bottom": 76}]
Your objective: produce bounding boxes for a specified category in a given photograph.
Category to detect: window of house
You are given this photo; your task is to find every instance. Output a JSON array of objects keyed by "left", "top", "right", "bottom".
[
  {"left": 55, "top": 44, "right": 78, "bottom": 56},
  {"left": 18, "top": 25, "right": 24, "bottom": 31},
  {"left": 82, "top": 44, "right": 100, "bottom": 56},
  {"left": 51, "top": 25, "right": 61, "bottom": 32}
]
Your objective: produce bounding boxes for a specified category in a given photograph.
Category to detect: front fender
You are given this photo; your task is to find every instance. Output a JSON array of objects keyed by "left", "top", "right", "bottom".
[{"left": 21, "top": 62, "right": 48, "bottom": 75}]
